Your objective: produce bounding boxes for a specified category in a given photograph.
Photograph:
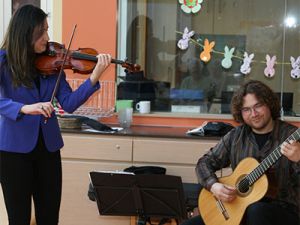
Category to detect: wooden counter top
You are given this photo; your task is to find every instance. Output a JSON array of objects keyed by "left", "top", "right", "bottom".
[{"left": 61, "top": 124, "right": 220, "bottom": 140}]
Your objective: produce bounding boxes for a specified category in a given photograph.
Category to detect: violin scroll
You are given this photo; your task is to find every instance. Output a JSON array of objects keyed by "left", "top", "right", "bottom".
[{"left": 111, "top": 58, "right": 141, "bottom": 73}]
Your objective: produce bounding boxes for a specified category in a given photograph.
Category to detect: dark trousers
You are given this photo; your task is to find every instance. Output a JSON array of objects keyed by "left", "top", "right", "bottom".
[
  {"left": 180, "top": 200, "right": 299, "bottom": 225},
  {"left": 0, "top": 134, "right": 62, "bottom": 225}
]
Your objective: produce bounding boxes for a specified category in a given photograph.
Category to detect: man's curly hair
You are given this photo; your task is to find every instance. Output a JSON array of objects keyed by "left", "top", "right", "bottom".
[{"left": 231, "top": 80, "right": 281, "bottom": 123}]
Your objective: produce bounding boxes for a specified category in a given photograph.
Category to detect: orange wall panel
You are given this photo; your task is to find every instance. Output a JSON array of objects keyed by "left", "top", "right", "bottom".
[{"left": 62, "top": 0, "right": 117, "bottom": 81}]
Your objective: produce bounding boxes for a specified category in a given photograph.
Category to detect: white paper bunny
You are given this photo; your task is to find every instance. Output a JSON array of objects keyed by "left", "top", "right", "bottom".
[
  {"left": 221, "top": 46, "right": 235, "bottom": 69},
  {"left": 177, "top": 27, "right": 194, "bottom": 50},
  {"left": 264, "top": 54, "right": 276, "bottom": 78},
  {"left": 290, "top": 56, "right": 300, "bottom": 79},
  {"left": 240, "top": 52, "right": 254, "bottom": 75}
]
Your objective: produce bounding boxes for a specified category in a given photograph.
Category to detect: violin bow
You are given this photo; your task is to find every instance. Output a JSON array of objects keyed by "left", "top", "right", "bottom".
[{"left": 44, "top": 24, "right": 77, "bottom": 124}]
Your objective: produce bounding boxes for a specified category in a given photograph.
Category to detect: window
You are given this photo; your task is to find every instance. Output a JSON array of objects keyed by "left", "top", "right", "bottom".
[
  {"left": 0, "top": 0, "right": 53, "bottom": 44},
  {"left": 12, "top": 0, "right": 40, "bottom": 13},
  {"left": 117, "top": 0, "right": 300, "bottom": 117}
]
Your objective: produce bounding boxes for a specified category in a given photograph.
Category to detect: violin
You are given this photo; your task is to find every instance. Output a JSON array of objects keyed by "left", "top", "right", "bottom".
[{"left": 35, "top": 42, "right": 141, "bottom": 75}]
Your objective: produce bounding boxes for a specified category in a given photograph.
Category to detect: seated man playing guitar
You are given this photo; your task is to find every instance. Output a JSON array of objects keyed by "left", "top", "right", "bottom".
[{"left": 181, "top": 80, "right": 300, "bottom": 225}]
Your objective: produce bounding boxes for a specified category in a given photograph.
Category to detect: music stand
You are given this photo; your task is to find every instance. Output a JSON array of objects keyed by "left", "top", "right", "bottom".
[{"left": 89, "top": 172, "right": 187, "bottom": 224}]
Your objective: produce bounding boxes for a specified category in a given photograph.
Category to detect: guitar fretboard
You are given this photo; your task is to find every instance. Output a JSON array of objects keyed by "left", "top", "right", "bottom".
[{"left": 247, "top": 128, "right": 300, "bottom": 185}]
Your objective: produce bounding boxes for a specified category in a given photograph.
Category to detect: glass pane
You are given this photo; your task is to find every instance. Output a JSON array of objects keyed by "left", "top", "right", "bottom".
[
  {"left": 12, "top": 0, "right": 40, "bottom": 14},
  {"left": 117, "top": 0, "right": 300, "bottom": 116}
]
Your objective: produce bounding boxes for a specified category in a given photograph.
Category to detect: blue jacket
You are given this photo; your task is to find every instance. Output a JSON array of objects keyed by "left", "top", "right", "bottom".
[{"left": 0, "top": 50, "right": 100, "bottom": 153}]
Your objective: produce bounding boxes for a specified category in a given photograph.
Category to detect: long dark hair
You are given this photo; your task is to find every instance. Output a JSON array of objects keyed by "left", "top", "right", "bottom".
[
  {"left": 1, "top": 4, "right": 47, "bottom": 88},
  {"left": 231, "top": 80, "right": 281, "bottom": 123}
]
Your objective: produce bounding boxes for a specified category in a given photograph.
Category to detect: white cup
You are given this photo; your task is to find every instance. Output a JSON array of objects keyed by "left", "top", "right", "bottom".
[
  {"left": 117, "top": 108, "right": 133, "bottom": 128},
  {"left": 136, "top": 101, "right": 151, "bottom": 114}
]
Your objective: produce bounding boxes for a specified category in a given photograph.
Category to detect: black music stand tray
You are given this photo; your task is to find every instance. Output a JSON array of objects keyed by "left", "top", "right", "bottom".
[{"left": 89, "top": 171, "right": 187, "bottom": 225}]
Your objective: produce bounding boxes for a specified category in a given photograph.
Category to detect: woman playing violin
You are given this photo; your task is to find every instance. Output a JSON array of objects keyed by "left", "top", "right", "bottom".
[{"left": 0, "top": 4, "right": 111, "bottom": 225}]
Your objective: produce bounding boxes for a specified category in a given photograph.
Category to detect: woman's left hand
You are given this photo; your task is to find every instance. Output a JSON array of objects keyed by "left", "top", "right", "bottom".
[
  {"left": 281, "top": 140, "right": 300, "bottom": 162},
  {"left": 89, "top": 54, "right": 111, "bottom": 86}
]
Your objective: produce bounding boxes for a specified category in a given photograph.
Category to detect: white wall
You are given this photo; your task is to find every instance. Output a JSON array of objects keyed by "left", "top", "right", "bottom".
[{"left": 0, "top": 0, "right": 12, "bottom": 43}]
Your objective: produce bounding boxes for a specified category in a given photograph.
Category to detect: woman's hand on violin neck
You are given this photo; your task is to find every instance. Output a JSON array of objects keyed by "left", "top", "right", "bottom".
[
  {"left": 20, "top": 102, "right": 54, "bottom": 118},
  {"left": 90, "top": 53, "right": 112, "bottom": 86}
]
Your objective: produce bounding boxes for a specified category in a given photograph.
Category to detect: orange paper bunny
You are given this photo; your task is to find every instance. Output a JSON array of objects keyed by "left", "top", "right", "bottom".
[{"left": 200, "top": 38, "right": 215, "bottom": 62}]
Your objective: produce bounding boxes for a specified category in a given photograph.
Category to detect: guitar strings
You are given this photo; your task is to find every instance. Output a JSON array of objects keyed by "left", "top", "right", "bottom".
[{"left": 237, "top": 128, "right": 300, "bottom": 194}]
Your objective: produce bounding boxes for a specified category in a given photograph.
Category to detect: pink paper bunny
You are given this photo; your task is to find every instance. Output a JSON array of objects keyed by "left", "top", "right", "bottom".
[
  {"left": 290, "top": 56, "right": 300, "bottom": 79},
  {"left": 264, "top": 54, "right": 276, "bottom": 78},
  {"left": 240, "top": 52, "right": 254, "bottom": 75},
  {"left": 177, "top": 27, "right": 194, "bottom": 50}
]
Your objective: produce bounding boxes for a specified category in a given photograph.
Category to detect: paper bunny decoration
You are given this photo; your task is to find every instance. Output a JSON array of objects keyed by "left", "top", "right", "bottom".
[
  {"left": 200, "top": 38, "right": 215, "bottom": 62},
  {"left": 240, "top": 52, "right": 254, "bottom": 75},
  {"left": 264, "top": 54, "right": 276, "bottom": 78},
  {"left": 177, "top": 27, "right": 195, "bottom": 50},
  {"left": 221, "top": 46, "right": 235, "bottom": 69},
  {"left": 290, "top": 56, "right": 300, "bottom": 79}
]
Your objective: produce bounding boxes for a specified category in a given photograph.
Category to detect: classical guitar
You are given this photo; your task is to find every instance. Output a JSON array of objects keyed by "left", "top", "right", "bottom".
[{"left": 198, "top": 128, "right": 300, "bottom": 225}]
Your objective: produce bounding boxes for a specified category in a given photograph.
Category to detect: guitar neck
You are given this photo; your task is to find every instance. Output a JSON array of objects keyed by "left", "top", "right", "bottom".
[{"left": 247, "top": 128, "right": 300, "bottom": 185}]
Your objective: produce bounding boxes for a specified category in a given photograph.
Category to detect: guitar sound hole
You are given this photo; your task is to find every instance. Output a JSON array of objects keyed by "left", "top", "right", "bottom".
[{"left": 238, "top": 178, "right": 250, "bottom": 193}]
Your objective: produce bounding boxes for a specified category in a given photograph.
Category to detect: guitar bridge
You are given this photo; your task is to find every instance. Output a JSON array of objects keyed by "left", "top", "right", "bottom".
[{"left": 214, "top": 196, "right": 229, "bottom": 220}]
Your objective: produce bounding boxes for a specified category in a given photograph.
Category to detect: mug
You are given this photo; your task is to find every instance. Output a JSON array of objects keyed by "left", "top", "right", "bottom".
[
  {"left": 136, "top": 101, "right": 151, "bottom": 114},
  {"left": 116, "top": 100, "right": 133, "bottom": 112}
]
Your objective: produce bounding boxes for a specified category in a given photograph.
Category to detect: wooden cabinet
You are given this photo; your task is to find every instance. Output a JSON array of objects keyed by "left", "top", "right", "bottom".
[
  {"left": 133, "top": 137, "right": 217, "bottom": 183},
  {"left": 60, "top": 133, "right": 133, "bottom": 225},
  {"left": 61, "top": 134, "right": 133, "bottom": 161},
  {"left": 58, "top": 133, "right": 218, "bottom": 225},
  {"left": 60, "top": 161, "right": 132, "bottom": 225}
]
